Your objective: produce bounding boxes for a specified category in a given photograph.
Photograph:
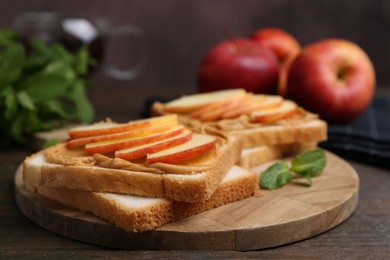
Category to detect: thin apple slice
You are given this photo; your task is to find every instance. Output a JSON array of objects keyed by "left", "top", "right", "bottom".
[
  {"left": 68, "top": 114, "right": 177, "bottom": 138},
  {"left": 85, "top": 126, "right": 185, "bottom": 154},
  {"left": 223, "top": 95, "right": 283, "bottom": 119},
  {"left": 191, "top": 93, "right": 252, "bottom": 119},
  {"left": 147, "top": 133, "right": 216, "bottom": 164},
  {"left": 195, "top": 95, "right": 252, "bottom": 121},
  {"left": 115, "top": 129, "right": 192, "bottom": 161},
  {"left": 250, "top": 100, "right": 298, "bottom": 123},
  {"left": 67, "top": 122, "right": 179, "bottom": 149},
  {"left": 164, "top": 89, "right": 247, "bottom": 113},
  {"left": 222, "top": 95, "right": 266, "bottom": 119}
]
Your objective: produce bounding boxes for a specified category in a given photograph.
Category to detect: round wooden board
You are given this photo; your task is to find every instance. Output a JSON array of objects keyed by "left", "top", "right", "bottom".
[{"left": 15, "top": 151, "right": 359, "bottom": 251}]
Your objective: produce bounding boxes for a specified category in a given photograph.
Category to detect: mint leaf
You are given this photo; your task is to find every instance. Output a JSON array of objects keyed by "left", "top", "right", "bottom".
[
  {"left": 16, "top": 91, "right": 35, "bottom": 110},
  {"left": 0, "top": 29, "right": 19, "bottom": 43},
  {"left": 68, "top": 80, "right": 94, "bottom": 123},
  {"left": 40, "top": 99, "right": 70, "bottom": 119},
  {"left": 0, "top": 42, "right": 25, "bottom": 87},
  {"left": 20, "top": 74, "right": 69, "bottom": 102},
  {"left": 291, "top": 148, "right": 327, "bottom": 186},
  {"left": 24, "top": 40, "right": 52, "bottom": 71},
  {"left": 2, "top": 87, "right": 18, "bottom": 119},
  {"left": 74, "top": 45, "right": 90, "bottom": 75},
  {"left": 260, "top": 162, "right": 292, "bottom": 189},
  {"left": 42, "top": 138, "right": 60, "bottom": 149}
]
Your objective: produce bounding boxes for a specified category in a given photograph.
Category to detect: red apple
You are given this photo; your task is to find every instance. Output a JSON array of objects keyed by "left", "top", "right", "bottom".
[
  {"left": 250, "top": 27, "right": 301, "bottom": 96},
  {"left": 198, "top": 38, "right": 279, "bottom": 94},
  {"left": 286, "top": 39, "right": 376, "bottom": 124}
]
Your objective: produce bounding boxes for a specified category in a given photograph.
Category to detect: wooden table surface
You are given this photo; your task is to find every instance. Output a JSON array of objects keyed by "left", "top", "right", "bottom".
[{"left": 1, "top": 87, "right": 390, "bottom": 259}]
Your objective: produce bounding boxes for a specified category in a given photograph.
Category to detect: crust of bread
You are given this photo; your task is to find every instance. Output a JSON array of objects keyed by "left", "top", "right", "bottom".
[
  {"left": 238, "top": 142, "right": 318, "bottom": 169},
  {"left": 36, "top": 186, "right": 174, "bottom": 232},
  {"left": 23, "top": 136, "right": 241, "bottom": 203},
  {"left": 33, "top": 165, "right": 258, "bottom": 232},
  {"left": 230, "top": 119, "right": 327, "bottom": 149}
]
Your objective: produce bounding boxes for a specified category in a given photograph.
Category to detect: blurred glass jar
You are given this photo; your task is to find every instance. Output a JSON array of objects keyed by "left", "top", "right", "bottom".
[{"left": 12, "top": 12, "right": 146, "bottom": 80}]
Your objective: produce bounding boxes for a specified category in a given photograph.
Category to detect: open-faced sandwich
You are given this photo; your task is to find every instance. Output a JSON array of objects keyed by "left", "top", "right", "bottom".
[
  {"left": 151, "top": 89, "right": 328, "bottom": 168},
  {"left": 22, "top": 114, "right": 259, "bottom": 232}
]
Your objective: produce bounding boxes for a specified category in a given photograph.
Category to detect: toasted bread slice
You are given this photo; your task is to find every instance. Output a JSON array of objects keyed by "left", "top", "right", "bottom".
[
  {"left": 152, "top": 97, "right": 327, "bottom": 149},
  {"left": 24, "top": 165, "right": 258, "bottom": 232},
  {"left": 238, "top": 142, "right": 318, "bottom": 168},
  {"left": 23, "top": 133, "right": 241, "bottom": 203}
]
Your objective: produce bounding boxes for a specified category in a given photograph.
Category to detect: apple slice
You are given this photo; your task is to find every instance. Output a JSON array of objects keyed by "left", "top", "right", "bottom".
[
  {"left": 250, "top": 100, "right": 298, "bottom": 123},
  {"left": 191, "top": 93, "right": 252, "bottom": 118},
  {"left": 68, "top": 114, "right": 177, "bottom": 138},
  {"left": 85, "top": 126, "right": 185, "bottom": 154},
  {"left": 115, "top": 129, "right": 192, "bottom": 161},
  {"left": 67, "top": 122, "right": 179, "bottom": 149},
  {"left": 164, "top": 89, "right": 246, "bottom": 113},
  {"left": 147, "top": 133, "right": 216, "bottom": 164},
  {"left": 223, "top": 95, "right": 283, "bottom": 119}
]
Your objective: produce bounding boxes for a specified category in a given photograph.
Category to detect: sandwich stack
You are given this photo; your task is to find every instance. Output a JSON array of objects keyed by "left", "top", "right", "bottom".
[
  {"left": 23, "top": 114, "right": 258, "bottom": 232},
  {"left": 22, "top": 88, "right": 327, "bottom": 233},
  {"left": 152, "top": 88, "right": 327, "bottom": 168}
]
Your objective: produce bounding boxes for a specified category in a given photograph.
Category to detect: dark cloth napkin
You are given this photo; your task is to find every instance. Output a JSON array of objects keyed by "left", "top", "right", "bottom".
[{"left": 320, "top": 95, "right": 390, "bottom": 168}]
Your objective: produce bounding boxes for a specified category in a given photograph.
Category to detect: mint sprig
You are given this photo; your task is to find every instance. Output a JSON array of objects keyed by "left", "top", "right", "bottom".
[
  {"left": 260, "top": 148, "right": 327, "bottom": 189},
  {"left": 0, "top": 29, "right": 95, "bottom": 148}
]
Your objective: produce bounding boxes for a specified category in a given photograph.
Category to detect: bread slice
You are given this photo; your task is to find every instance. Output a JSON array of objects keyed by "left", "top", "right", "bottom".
[
  {"left": 152, "top": 101, "right": 327, "bottom": 150},
  {"left": 23, "top": 135, "right": 241, "bottom": 203},
  {"left": 238, "top": 142, "right": 318, "bottom": 168},
  {"left": 25, "top": 165, "right": 258, "bottom": 232},
  {"left": 228, "top": 119, "right": 326, "bottom": 149}
]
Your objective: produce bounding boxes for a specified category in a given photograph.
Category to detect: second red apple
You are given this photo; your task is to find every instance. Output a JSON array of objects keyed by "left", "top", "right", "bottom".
[
  {"left": 198, "top": 38, "right": 279, "bottom": 94},
  {"left": 286, "top": 38, "right": 375, "bottom": 123},
  {"left": 250, "top": 27, "right": 301, "bottom": 96}
]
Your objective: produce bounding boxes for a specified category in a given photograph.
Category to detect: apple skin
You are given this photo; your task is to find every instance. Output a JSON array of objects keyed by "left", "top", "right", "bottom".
[
  {"left": 68, "top": 114, "right": 177, "bottom": 138},
  {"left": 198, "top": 38, "right": 279, "bottom": 94},
  {"left": 250, "top": 27, "right": 301, "bottom": 96},
  {"left": 147, "top": 134, "right": 216, "bottom": 164},
  {"left": 115, "top": 130, "right": 192, "bottom": 161},
  {"left": 286, "top": 38, "right": 376, "bottom": 124},
  {"left": 85, "top": 126, "right": 185, "bottom": 154}
]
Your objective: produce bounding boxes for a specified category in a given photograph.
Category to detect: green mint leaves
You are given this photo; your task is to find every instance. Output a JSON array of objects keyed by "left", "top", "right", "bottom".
[
  {"left": 291, "top": 148, "right": 327, "bottom": 185},
  {"left": 260, "top": 148, "right": 327, "bottom": 189},
  {"left": 0, "top": 29, "right": 95, "bottom": 148},
  {"left": 260, "top": 162, "right": 292, "bottom": 189}
]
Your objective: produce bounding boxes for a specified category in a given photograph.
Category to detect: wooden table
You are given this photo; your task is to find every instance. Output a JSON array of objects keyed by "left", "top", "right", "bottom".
[{"left": 1, "top": 87, "right": 390, "bottom": 258}]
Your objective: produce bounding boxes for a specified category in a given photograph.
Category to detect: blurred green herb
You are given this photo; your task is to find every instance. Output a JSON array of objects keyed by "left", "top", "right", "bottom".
[
  {"left": 0, "top": 29, "right": 95, "bottom": 148},
  {"left": 42, "top": 138, "right": 60, "bottom": 149},
  {"left": 291, "top": 148, "right": 327, "bottom": 186},
  {"left": 260, "top": 148, "right": 327, "bottom": 189}
]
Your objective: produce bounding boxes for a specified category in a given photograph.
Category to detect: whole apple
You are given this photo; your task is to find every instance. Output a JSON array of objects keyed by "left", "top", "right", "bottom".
[
  {"left": 250, "top": 27, "right": 301, "bottom": 96},
  {"left": 198, "top": 38, "right": 279, "bottom": 94},
  {"left": 286, "top": 39, "right": 375, "bottom": 124}
]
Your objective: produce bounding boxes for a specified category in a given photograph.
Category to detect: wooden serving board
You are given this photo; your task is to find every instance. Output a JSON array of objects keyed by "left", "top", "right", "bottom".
[{"left": 15, "top": 151, "right": 359, "bottom": 251}]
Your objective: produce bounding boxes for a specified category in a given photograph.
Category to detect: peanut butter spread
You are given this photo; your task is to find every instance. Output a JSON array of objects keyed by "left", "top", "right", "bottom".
[
  {"left": 153, "top": 102, "right": 318, "bottom": 132},
  {"left": 44, "top": 127, "right": 229, "bottom": 175}
]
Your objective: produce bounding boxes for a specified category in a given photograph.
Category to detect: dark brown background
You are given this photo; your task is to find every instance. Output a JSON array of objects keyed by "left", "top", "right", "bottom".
[{"left": 1, "top": 0, "right": 389, "bottom": 119}]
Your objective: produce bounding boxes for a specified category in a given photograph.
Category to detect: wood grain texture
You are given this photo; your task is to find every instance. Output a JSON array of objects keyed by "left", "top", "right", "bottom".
[{"left": 14, "top": 151, "right": 358, "bottom": 251}]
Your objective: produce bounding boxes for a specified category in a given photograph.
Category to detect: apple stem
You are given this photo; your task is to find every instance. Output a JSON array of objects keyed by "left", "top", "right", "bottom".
[{"left": 224, "top": 28, "right": 239, "bottom": 51}]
